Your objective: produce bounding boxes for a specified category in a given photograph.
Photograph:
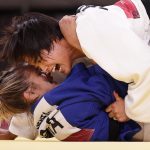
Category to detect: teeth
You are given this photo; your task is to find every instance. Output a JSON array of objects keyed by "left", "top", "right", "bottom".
[
  {"left": 52, "top": 65, "right": 56, "bottom": 72},
  {"left": 59, "top": 67, "right": 62, "bottom": 72},
  {"left": 40, "top": 73, "right": 48, "bottom": 80},
  {"left": 41, "top": 73, "right": 46, "bottom": 77},
  {"left": 51, "top": 65, "right": 62, "bottom": 73}
]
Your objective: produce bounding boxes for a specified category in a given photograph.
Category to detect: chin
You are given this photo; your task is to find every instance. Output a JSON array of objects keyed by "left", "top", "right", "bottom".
[{"left": 64, "top": 70, "right": 71, "bottom": 75}]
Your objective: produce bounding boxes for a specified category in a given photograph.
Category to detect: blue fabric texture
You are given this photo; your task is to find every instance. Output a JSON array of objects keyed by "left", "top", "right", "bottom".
[{"left": 32, "top": 63, "right": 141, "bottom": 141}]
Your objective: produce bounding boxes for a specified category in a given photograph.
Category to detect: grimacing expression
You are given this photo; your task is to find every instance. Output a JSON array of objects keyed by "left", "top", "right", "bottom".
[{"left": 26, "top": 39, "right": 74, "bottom": 75}]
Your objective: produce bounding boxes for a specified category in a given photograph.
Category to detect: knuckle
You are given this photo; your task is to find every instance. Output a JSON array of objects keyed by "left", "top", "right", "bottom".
[
  {"left": 60, "top": 16, "right": 69, "bottom": 22},
  {"left": 116, "top": 114, "right": 120, "bottom": 118},
  {"left": 117, "top": 117, "right": 122, "bottom": 122},
  {"left": 109, "top": 113, "right": 113, "bottom": 118},
  {"left": 111, "top": 104, "right": 115, "bottom": 108},
  {"left": 63, "top": 15, "right": 69, "bottom": 19},
  {"left": 113, "top": 110, "right": 118, "bottom": 114},
  {"left": 118, "top": 117, "right": 125, "bottom": 122}
]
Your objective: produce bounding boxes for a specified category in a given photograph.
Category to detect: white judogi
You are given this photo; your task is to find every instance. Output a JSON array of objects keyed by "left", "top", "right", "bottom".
[
  {"left": 76, "top": 0, "right": 150, "bottom": 123},
  {"left": 9, "top": 113, "right": 37, "bottom": 140},
  {"left": 33, "top": 97, "right": 81, "bottom": 141}
]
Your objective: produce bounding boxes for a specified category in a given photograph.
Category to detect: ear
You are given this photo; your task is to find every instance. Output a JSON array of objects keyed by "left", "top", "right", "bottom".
[{"left": 23, "top": 87, "right": 38, "bottom": 103}]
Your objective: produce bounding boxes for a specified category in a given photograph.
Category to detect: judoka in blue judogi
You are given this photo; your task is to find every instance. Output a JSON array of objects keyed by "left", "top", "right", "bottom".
[{"left": 31, "top": 63, "right": 140, "bottom": 141}]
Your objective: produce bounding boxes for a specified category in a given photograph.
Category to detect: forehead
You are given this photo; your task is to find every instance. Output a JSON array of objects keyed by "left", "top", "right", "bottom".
[{"left": 27, "top": 72, "right": 42, "bottom": 85}]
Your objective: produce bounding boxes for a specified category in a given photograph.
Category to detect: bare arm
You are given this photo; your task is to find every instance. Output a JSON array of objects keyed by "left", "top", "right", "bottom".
[{"left": 59, "top": 15, "right": 82, "bottom": 51}]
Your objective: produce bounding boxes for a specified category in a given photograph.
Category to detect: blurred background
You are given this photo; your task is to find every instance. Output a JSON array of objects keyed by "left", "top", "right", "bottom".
[
  {"left": 0, "top": 0, "right": 118, "bottom": 34},
  {"left": 0, "top": 0, "right": 149, "bottom": 38}
]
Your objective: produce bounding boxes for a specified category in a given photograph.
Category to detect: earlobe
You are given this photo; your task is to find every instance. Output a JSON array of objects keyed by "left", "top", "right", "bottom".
[{"left": 23, "top": 90, "right": 31, "bottom": 101}]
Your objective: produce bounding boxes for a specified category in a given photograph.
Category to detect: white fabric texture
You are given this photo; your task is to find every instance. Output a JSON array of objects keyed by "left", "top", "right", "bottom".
[
  {"left": 76, "top": 0, "right": 150, "bottom": 122},
  {"left": 9, "top": 113, "right": 37, "bottom": 140},
  {"left": 34, "top": 97, "right": 80, "bottom": 140}
]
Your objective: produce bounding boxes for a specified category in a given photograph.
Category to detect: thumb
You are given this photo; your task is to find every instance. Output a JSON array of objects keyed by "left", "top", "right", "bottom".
[
  {"left": 113, "top": 91, "right": 121, "bottom": 101},
  {"left": 105, "top": 104, "right": 113, "bottom": 112}
]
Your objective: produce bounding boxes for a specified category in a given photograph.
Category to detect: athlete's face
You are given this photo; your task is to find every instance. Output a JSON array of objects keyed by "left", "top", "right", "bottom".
[
  {"left": 25, "top": 39, "right": 74, "bottom": 75},
  {"left": 25, "top": 39, "right": 84, "bottom": 75},
  {"left": 23, "top": 71, "right": 58, "bottom": 103}
]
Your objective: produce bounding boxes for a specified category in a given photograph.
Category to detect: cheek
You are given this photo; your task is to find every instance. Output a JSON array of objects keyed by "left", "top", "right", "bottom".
[
  {"left": 38, "top": 81, "right": 51, "bottom": 94},
  {"left": 52, "top": 48, "right": 70, "bottom": 63}
]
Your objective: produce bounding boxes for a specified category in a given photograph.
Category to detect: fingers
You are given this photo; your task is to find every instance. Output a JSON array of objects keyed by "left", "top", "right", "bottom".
[
  {"left": 108, "top": 110, "right": 129, "bottom": 122},
  {"left": 105, "top": 102, "right": 118, "bottom": 114},
  {"left": 108, "top": 110, "right": 120, "bottom": 118},
  {"left": 117, "top": 116, "right": 130, "bottom": 122},
  {"left": 113, "top": 91, "right": 124, "bottom": 102},
  {"left": 113, "top": 91, "right": 120, "bottom": 101},
  {"left": 108, "top": 111, "right": 126, "bottom": 122},
  {"left": 59, "top": 15, "right": 76, "bottom": 28},
  {"left": 108, "top": 112, "right": 115, "bottom": 118},
  {"left": 106, "top": 103, "right": 119, "bottom": 119},
  {"left": 105, "top": 104, "right": 113, "bottom": 112},
  {"left": 117, "top": 117, "right": 125, "bottom": 122},
  {"left": 59, "top": 15, "right": 81, "bottom": 50},
  {"left": 106, "top": 93, "right": 128, "bottom": 122}
]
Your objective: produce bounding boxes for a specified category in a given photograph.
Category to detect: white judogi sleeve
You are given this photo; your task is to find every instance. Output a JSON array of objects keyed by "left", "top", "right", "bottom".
[
  {"left": 76, "top": 0, "right": 150, "bottom": 122},
  {"left": 33, "top": 97, "right": 81, "bottom": 141},
  {"left": 9, "top": 113, "right": 37, "bottom": 140}
]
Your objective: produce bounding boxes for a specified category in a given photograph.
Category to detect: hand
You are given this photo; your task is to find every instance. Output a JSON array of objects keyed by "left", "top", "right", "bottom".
[
  {"left": 105, "top": 91, "right": 129, "bottom": 122},
  {"left": 59, "top": 15, "right": 82, "bottom": 51}
]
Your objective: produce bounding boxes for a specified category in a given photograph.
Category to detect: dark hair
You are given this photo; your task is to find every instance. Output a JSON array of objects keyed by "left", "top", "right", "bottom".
[
  {"left": 0, "top": 12, "right": 63, "bottom": 63},
  {"left": 0, "top": 64, "right": 41, "bottom": 119},
  {"left": 0, "top": 60, "right": 10, "bottom": 72}
]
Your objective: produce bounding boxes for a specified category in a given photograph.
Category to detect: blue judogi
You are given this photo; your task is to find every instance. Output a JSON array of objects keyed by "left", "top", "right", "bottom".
[{"left": 31, "top": 63, "right": 140, "bottom": 141}]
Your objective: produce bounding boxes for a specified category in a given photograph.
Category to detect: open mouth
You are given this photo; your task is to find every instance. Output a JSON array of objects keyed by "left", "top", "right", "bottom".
[{"left": 51, "top": 64, "right": 62, "bottom": 73}]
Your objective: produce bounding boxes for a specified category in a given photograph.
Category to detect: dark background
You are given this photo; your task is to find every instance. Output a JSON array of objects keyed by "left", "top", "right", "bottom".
[
  {"left": 0, "top": 0, "right": 118, "bottom": 33},
  {"left": 0, "top": 0, "right": 150, "bottom": 40},
  {"left": 0, "top": 0, "right": 149, "bottom": 37}
]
